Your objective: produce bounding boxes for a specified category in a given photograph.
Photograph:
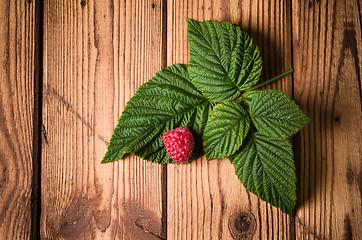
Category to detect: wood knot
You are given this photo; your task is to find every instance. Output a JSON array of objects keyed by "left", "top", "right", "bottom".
[
  {"left": 308, "top": 0, "right": 319, "bottom": 8},
  {"left": 228, "top": 211, "right": 256, "bottom": 240},
  {"left": 346, "top": 168, "right": 354, "bottom": 185}
]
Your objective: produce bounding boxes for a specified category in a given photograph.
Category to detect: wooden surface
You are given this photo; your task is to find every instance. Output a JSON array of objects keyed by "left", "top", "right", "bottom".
[
  {"left": 167, "top": 1, "right": 294, "bottom": 239},
  {"left": 42, "top": 0, "right": 166, "bottom": 239},
  {"left": 292, "top": 1, "right": 362, "bottom": 239},
  {"left": 0, "top": 0, "right": 361, "bottom": 239},
  {"left": 0, "top": 0, "right": 41, "bottom": 239}
]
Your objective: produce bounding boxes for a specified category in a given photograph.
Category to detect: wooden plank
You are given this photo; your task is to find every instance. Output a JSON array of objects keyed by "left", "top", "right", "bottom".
[
  {"left": 0, "top": 0, "right": 40, "bottom": 239},
  {"left": 42, "top": 0, "right": 166, "bottom": 238},
  {"left": 292, "top": 0, "right": 362, "bottom": 239},
  {"left": 167, "top": 0, "right": 295, "bottom": 239}
]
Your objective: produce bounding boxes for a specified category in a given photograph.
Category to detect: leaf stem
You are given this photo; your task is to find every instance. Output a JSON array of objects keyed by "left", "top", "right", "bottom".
[{"left": 246, "top": 68, "right": 294, "bottom": 92}]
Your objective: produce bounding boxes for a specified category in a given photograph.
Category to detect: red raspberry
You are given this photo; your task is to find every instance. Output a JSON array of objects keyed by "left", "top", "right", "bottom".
[{"left": 162, "top": 127, "right": 194, "bottom": 163}]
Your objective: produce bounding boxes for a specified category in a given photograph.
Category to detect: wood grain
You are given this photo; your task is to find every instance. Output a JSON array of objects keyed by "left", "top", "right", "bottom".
[
  {"left": 1, "top": 0, "right": 359, "bottom": 238},
  {"left": 0, "top": 0, "right": 40, "bottom": 239},
  {"left": 42, "top": 0, "right": 166, "bottom": 239},
  {"left": 292, "top": 0, "right": 362, "bottom": 239},
  {"left": 166, "top": 0, "right": 295, "bottom": 239}
]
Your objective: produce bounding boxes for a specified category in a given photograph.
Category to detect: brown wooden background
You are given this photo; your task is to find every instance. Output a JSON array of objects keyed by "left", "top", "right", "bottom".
[{"left": 0, "top": 0, "right": 361, "bottom": 239}]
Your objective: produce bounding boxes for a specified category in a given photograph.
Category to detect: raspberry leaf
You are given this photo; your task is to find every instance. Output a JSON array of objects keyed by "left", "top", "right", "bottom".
[
  {"left": 187, "top": 19, "right": 262, "bottom": 102},
  {"left": 229, "top": 132, "right": 296, "bottom": 215},
  {"left": 247, "top": 89, "right": 311, "bottom": 138},
  {"left": 237, "top": 90, "right": 260, "bottom": 107},
  {"left": 102, "top": 64, "right": 213, "bottom": 164},
  {"left": 203, "top": 102, "right": 250, "bottom": 160}
]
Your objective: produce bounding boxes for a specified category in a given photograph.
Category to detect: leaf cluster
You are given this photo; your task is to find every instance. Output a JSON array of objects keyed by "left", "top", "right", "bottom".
[{"left": 102, "top": 19, "right": 311, "bottom": 215}]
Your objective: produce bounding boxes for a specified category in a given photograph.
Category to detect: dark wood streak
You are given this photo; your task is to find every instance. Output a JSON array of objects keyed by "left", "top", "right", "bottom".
[
  {"left": 343, "top": 215, "right": 352, "bottom": 240},
  {"left": 160, "top": 0, "right": 168, "bottom": 237},
  {"left": 328, "top": 1, "right": 338, "bottom": 238},
  {"left": 31, "top": 0, "right": 43, "bottom": 238},
  {"left": 217, "top": 160, "right": 225, "bottom": 239},
  {"left": 358, "top": 169, "right": 362, "bottom": 205},
  {"left": 134, "top": 221, "right": 166, "bottom": 240},
  {"left": 315, "top": 2, "right": 323, "bottom": 237},
  {"left": 246, "top": 190, "right": 251, "bottom": 211},
  {"left": 257, "top": 199, "right": 262, "bottom": 240},
  {"left": 336, "top": 23, "right": 362, "bottom": 111},
  {"left": 296, "top": 216, "right": 321, "bottom": 239},
  {"left": 43, "top": 85, "right": 109, "bottom": 145},
  {"left": 356, "top": 0, "right": 362, "bottom": 40},
  {"left": 208, "top": 162, "right": 213, "bottom": 238}
]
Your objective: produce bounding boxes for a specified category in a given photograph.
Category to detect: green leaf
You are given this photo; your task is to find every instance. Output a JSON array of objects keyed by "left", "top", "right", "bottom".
[
  {"left": 203, "top": 102, "right": 250, "bottom": 160},
  {"left": 102, "top": 64, "right": 214, "bottom": 164},
  {"left": 187, "top": 19, "right": 262, "bottom": 102},
  {"left": 247, "top": 89, "right": 311, "bottom": 138},
  {"left": 229, "top": 132, "right": 296, "bottom": 215},
  {"left": 237, "top": 90, "right": 260, "bottom": 107}
]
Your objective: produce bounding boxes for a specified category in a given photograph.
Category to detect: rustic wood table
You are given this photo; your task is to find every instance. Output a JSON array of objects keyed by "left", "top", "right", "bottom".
[{"left": 1, "top": 0, "right": 361, "bottom": 239}]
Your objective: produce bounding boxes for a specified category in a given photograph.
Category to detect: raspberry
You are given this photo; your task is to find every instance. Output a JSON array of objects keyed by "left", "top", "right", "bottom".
[{"left": 162, "top": 127, "right": 194, "bottom": 163}]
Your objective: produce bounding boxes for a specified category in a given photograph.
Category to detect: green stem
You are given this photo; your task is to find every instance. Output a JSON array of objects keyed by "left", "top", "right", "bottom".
[{"left": 246, "top": 68, "right": 294, "bottom": 92}]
